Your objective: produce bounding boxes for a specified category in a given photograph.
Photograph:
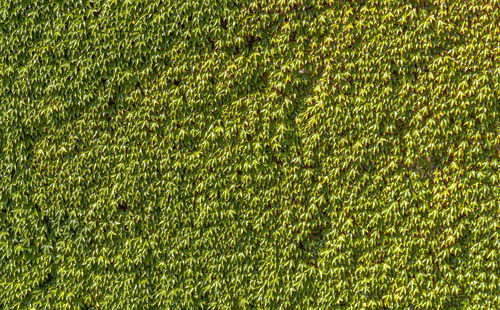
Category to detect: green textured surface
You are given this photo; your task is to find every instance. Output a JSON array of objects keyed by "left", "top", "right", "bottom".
[{"left": 0, "top": 0, "right": 499, "bottom": 309}]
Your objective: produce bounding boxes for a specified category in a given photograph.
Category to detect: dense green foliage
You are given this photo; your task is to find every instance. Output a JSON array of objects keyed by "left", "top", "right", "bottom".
[{"left": 1, "top": 0, "right": 499, "bottom": 308}]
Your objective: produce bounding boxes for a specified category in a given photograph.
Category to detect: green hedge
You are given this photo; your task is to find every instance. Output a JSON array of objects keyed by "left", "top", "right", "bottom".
[{"left": 1, "top": 0, "right": 498, "bottom": 309}]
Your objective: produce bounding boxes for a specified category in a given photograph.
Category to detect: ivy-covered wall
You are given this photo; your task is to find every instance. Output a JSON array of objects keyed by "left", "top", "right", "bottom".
[{"left": 0, "top": 0, "right": 498, "bottom": 309}]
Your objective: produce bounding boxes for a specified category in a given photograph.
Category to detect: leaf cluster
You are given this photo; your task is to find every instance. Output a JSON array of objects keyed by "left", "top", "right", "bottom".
[{"left": 0, "top": 0, "right": 498, "bottom": 309}]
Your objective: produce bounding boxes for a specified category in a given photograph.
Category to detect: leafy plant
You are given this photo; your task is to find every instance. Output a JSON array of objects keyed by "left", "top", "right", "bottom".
[{"left": 0, "top": 0, "right": 498, "bottom": 309}]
